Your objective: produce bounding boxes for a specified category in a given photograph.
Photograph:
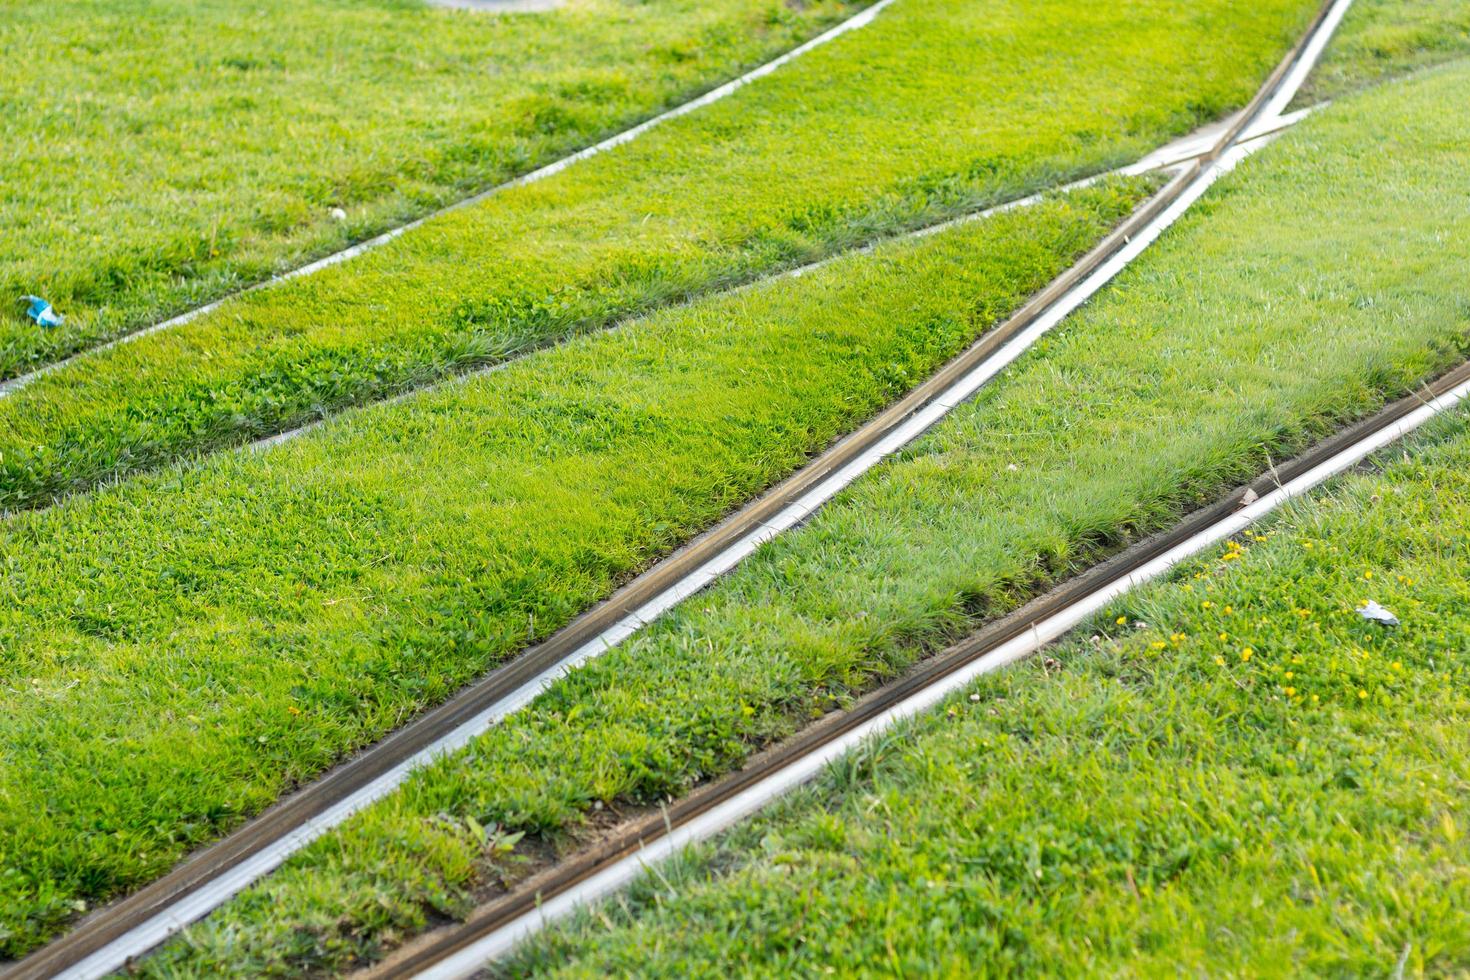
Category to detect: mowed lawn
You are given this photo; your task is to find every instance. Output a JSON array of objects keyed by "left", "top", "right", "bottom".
[
  {"left": 132, "top": 59, "right": 1470, "bottom": 976},
  {"left": 521, "top": 407, "right": 1470, "bottom": 978},
  {"left": 0, "top": 0, "right": 860, "bottom": 372},
  {"left": 0, "top": 0, "right": 1315, "bottom": 511}
]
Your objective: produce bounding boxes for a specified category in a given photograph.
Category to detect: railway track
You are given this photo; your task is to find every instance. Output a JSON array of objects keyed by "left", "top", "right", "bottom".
[
  {"left": 374, "top": 357, "right": 1470, "bottom": 980},
  {"left": 4, "top": 0, "right": 1354, "bottom": 975}
]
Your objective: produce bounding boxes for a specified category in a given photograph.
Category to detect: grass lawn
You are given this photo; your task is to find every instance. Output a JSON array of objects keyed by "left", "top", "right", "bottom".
[
  {"left": 1301, "top": 0, "right": 1470, "bottom": 103},
  {"left": 0, "top": 177, "right": 1155, "bottom": 959},
  {"left": 0, "top": 0, "right": 1314, "bottom": 511},
  {"left": 0, "top": 0, "right": 860, "bottom": 374},
  {"left": 520, "top": 407, "right": 1470, "bottom": 977},
  {"left": 131, "top": 59, "right": 1470, "bottom": 976}
]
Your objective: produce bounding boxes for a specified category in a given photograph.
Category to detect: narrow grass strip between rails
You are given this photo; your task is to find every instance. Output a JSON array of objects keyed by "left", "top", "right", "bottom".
[
  {"left": 251, "top": 108, "right": 1315, "bottom": 456},
  {"left": 0, "top": 0, "right": 865, "bottom": 375},
  {"left": 125, "top": 53, "right": 1470, "bottom": 980},
  {"left": 0, "top": 0, "right": 1317, "bottom": 512},
  {"left": 0, "top": 0, "right": 894, "bottom": 396},
  {"left": 0, "top": 177, "right": 1156, "bottom": 961},
  {"left": 519, "top": 406, "right": 1470, "bottom": 977}
]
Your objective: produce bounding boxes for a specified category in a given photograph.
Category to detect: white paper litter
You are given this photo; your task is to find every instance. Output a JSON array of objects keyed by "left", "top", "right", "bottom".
[{"left": 1356, "top": 600, "right": 1400, "bottom": 626}]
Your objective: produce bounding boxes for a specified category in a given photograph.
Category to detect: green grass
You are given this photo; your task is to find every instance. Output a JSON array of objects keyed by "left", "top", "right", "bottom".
[
  {"left": 131, "top": 60, "right": 1470, "bottom": 977},
  {"left": 0, "top": 0, "right": 1315, "bottom": 511},
  {"left": 0, "top": 0, "right": 860, "bottom": 373},
  {"left": 520, "top": 409, "right": 1470, "bottom": 977},
  {"left": 0, "top": 177, "right": 1154, "bottom": 959},
  {"left": 1301, "top": 0, "right": 1470, "bottom": 103}
]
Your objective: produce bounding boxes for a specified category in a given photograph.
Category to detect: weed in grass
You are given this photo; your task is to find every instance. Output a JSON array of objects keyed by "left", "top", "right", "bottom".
[
  {"left": 0, "top": 178, "right": 1154, "bottom": 960},
  {"left": 0, "top": 0, "right": 1315, "bottom": 511},
  {"left": 133, "top": 59, "right": 1470, "bottom": 977},
  {"left": 0, "top": 0, "right": 860, "bottom": 373},
  {"left": 516, "top": 408, "right": 1470, "bottom": 976}
]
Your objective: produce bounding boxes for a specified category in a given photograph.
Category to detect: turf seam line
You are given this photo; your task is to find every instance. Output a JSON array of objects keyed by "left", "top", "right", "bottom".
[{"left": 0, "top": 0, "right": 897, "bottom": 401}]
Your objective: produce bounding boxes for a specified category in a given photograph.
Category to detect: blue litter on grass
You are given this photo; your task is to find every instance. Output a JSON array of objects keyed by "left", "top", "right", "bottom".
[{"left": 21, "top": 295, "right": 64, "bottom": 328}]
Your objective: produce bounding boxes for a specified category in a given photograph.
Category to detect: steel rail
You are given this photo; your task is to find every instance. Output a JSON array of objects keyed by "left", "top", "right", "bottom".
[{"left": 4, "top": 0, "right": 1349, "bottom": 974}]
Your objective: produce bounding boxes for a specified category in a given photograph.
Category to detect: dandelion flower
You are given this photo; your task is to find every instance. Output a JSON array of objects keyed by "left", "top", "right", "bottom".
[
  {"left": 1116, "top": 615, "right": 1127, "bottom": 625},
  {"left": 1358, "top": 689, "right": 1368, "bottom": 699},
  {"left": 1241, "top": 648, "right": 1253, "bottom": 662}
]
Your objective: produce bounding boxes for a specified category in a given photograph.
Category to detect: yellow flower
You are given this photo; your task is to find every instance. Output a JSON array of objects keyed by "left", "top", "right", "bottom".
[
  {"left": 1358, "top": 689, "right": 1369, "bottom": 699},
  {"left": 1218, "top": 632, "right": 1229, "bottom": 641},
  {"left": 1284, "top": 687, "right": 1296, "bottom": 697},
  {"left": 1223, "top": 605, "right": 1233, "bottom": 615},
  {"left": 1116, "top": 616, "right": 1128, "bottom": 625},
  {"left": 1364, "top": 571, "right": 1373, "bottom": 580},
  {"left": 1215, "top": 656, "right": 1226, "bottom": 667},
  {"left": 1284, "top": 671, "right": 1294, "bottom": 680},
  {"left": 1240, "top": 648, "right": 1253, "bottom": 662},
  {"left": 1202, "top": 601, "right": 1214, "bottom": 610},
  {"left": 1150, "top": 641, "right": 1167, "bottom": 650}
]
